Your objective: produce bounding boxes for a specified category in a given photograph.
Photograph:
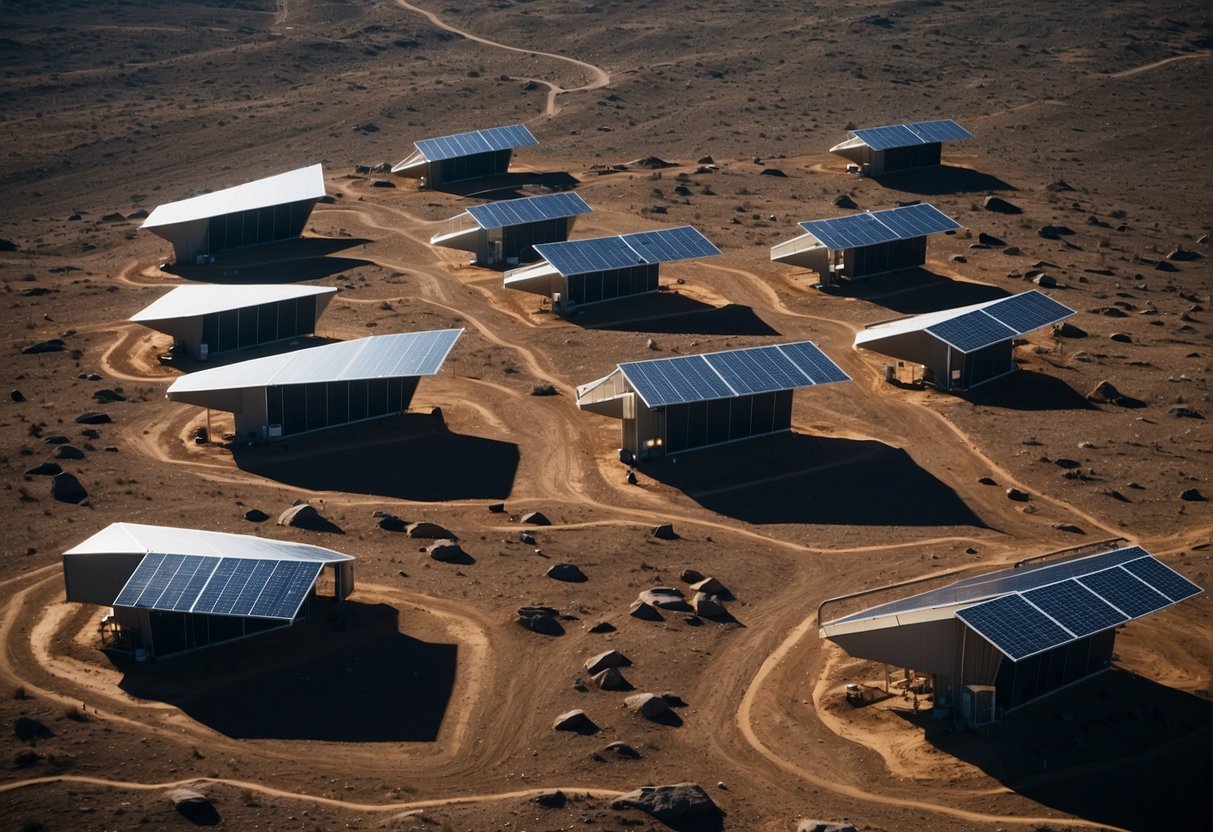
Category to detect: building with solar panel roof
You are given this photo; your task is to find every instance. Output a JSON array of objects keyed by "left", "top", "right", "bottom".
[
  {"left": 141, "top": 164, "right": 326, "bottom": 264},
  {"left": 854, "top": 290, "right": 1075, "bottom": 391},
  {"left": 505, "top": 225, "right": 721, "bottom": 313},
  {"left": 431, "top": 191, "right": 592, "bottom": 266},
  {"left": 577, "top": 341, "right": 849, "bottom": 460},
  {"left": 166, "top": 329, "right": 462, "bottom": 442},
  {"left": 830, "top": 119, "right": 973, "bottom": 177},
  {"left": 819, "top": 544, "right": 1203, "bottom": 723},
  {"left": 391, "top": 123, "right": 538, "bottom": 187},
  {"left": 771, "top": 203, "right": 962, "bottom": 285},
  {"left": 130, "top": 284, "right": 338, "bottom": 360},
  {"left": 63, "top": 523, "right": 355, "bottom": 658}
]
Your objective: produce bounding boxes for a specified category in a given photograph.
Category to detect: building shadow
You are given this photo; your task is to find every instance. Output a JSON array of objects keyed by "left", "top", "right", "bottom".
[
  {"left": 577, "top": 293, "right": 779, "bottom": 336},
  {"left": 874, "top": 164, "right": 1015, "bottom": 195},
  {"left": 115, "top": 601, "right": 456, "bottom": 742},
  {"left": 163, "top": 236, "right": 374, "bottom": 284},
  {"left": 906, "top": 670, "right": 1211, "bottom": 831},
  {"left": 161, "top": 335, "right": 341, "bottom": 373},
  {"left": 961, "top": 370, "right": 1097, "bottom": 411},
  {"left": 639, "top": 432, "right": 985, "bottom": 527},
  {"left": 431, "top": 171, "right": 580, "bottom": 199},
  {"left": 232, "top": 413, "right": 518, "bottom": 501},
  {"left": 822, "top": 268, "right": 1008, "bottom": 315}
]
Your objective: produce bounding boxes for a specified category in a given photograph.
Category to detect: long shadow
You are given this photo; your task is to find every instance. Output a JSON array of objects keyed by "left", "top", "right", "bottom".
[
  {"left": 577, "top": 293, "right": 779, "bottom": 336},
  {"left": 431, "top": 171, "right": 580, "bottom": 199},
  {"left": 163, "top": 236, "right": 374, "bottom": 284},
  {"left": 962, "top": 369, "right": 1097, "bottom": 411},
  {"left": 640, "top": 432, "right": 985, "bottom": 527},
  {"left": 873, "top": 164, "right": 1015, "bottom": 195},
  {"left": 233, "top": 413, "right": 518, "bottom": 501},
  {"left": 116, "top": 601, "right": 456, "bottom": 742},
  {"left": 909, "top": 670, "right": 1211, "bottom": 831},
  {"left": 163, "top": 336, "right": 342, "bottom": 373},
  {"left": 822, "top": 267, "right": 1008, "bottom": 315}
]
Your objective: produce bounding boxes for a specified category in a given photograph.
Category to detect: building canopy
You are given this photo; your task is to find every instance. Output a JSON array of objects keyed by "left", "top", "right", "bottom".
[
  {"left": 464, "top": 191, "right": 591, "bottom": 230},
  {"left": 831, "top": 119, "right": 973, "bottom": 153},
  {"left": 130, "top": 284, "right": 337, "bottom": 325},
  {"left": 798, "top": 204, "right": 961, "bottom": 252},
  {"left": 392, "top": 124, "right": 538, "bottom": 173},
  {"left": 141, "top": 164, "right": 326, "bottom": 230}
]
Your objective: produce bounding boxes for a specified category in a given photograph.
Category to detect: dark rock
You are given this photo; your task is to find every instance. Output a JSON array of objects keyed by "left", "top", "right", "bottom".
[
  {"left": 1087, "top": 380, "right": 1144, "bottom": 408},
  {"left": 10, "top": 389, "right": 24, "bottom": 402},
  {"left": 1154, "top": 259, "right": 1179, "bottom": 272},
  {"left": 547, "top": 562, "right": 587, "bottom": 582},
  {"left": 611, "top": 783, "right": 718, "bottom": 821},
  {"left": 977, "top": 476, "right": 997, "bottom": 485},
  {"left": 354, "top": 164, "right": 371, "bottom": 174},
  {"left": 588, "top": 621, "right": 615, "bottom": 633},
  {"left": 531, "top": 383, "right": 558, "bottom": 396},
  {"left": 680, "top": 568, "right": 705, "bottom": 584},
  {"left": 1039, "top": 225, "right": 1075, "bottom": 240},
  {"left": 42, "top": 435, "right": 70, "bottom": 445},
  {"left": 277, "top": 503, "right": 343, "bottom": 533},
  {"left": 1180, "top": 489, "right": 1207, "bottom": 502},
  {"left": 428, "top": 540, "right": 470, "bottom": 563},
  {"left": 126, "top": 209, "right": 149, "bottom": 220},
  {"left": 1006, "top": 488, "right": 1030, "bottom": 502},
  {"left": 370, "top": 179, "right": 395, "bottom": 188},
  {"left": 51, "top": 473, "right": 87, "bottom": 503},
  {"left": 639, "top": 587, "right": 690, "bottom": 611},
  {"left": 1052, "top": 523, "right": 1085, "bottom": 534},
  {"left": 0, "top": 238, "right": 17, "bottom": 251},
  {"left": 592, "top": 666, "right": 632, "bottom": 691},
  {"left": 14, "top": 716, "right": 54, "bottom": 741},
  {"left": 760, "top": 168, "right": 787, "bottom": 177},
  {"left": 165, "top": 787, "right": 219, "bottom": 824},
  {"left": 983, "top": 196, "right": 1021, "bottom": 214},
  {"left": 377, "top": 513, "right": 406, "bottom": 531},
  {"left": 1033, "top": 273, "right": 1058, "bottom": 288},
  {"left": 629, "top": 600, "right": 662, "bottom": 620},
  {"left": 1054, "top": 322, "right": 1087, "bottom": 338},
  {"left": 520, "top": 531, "right": 536, "bottom": 545},
  {"left": 798, "top": 821, "right": 858, "bottom": 832},
  {"left": 661, "top": 692, "right": 688, "bottom": 708},
  {"left": 650, "top": 523, "right": 678, "bottom": 540},
  {"left": 74, "top": 412, "right": 112, "bottom": 425},
  {"left": 1109, "top": 332, "right": 1132, "bottom": 343},
  {"left": 625, "top": 469, "right": 638, "bottom": 485},
  {"left": 625, "top": 692, "right": 670, "bottom": 719},
  {"left": 92, "top": 389, "right": 125, "bottom": 403},
  {"left": 1169, "top": 406, "right": 1204, "bottom": 419},
  {"left": 585, "top": 649, "right": 631, "bottom": 675},
  {"left": 407, "top": 521, "right": 454, "bottom": 539},
  {"left": 521, "top": 511, "right": 551, "bottom": 526},
  {"left": 487, "top": 502, "right": 506, "bottom": 513},
  {"left": 553, "top": 708, "right": 597, "bottom": 733},
  {"left": 13, "top": 749, "right": 40, "bottom": 767},
  {"left": 832, "top": 194, "right": 858, "bottom": 209},
  {"left": 600, "top": 741, "right": 641, "bottom": 760},
  {"left": 697, "top": 155, "right": 715, "bottom": 165},
  {"left": 243, "top": 509, "right": 269, "bottom": 522},
  {"left": 693, "top": 592, "right": 726, "bottom": 618},
  {"left": 518, "top": 605, "right": 563, "bottom": 635},
  {"left": 1003, "top": 246, "right": 1022, "bottom": 256},
  {"left": 1054, "top": 458, "right": 1081, "bottom": 469},
  {"left": 978, "top": 232, "right": 1006, "bottom": 247},
  {"left": 53, "top": 445, "right": 85, "bottom": 460},
  {"left": 951, "top": 254, "right": 967, "bottom": 263},
  {"left": 23, "top": 339, "right": 66, "bottom": 355},
  {"left": 533, "top": 790, "right": 566, "bottom": 809},
  {"left": 630, "top": 156, "right": 677, "bottom": 169},
  {"left": 101, "top": 212, "right": 126, "bottom": 222},
  {"left": 25, "top": 462, "right": 62, "bottom": 476},
  {"left": 1091, "top": 305, "right": 1128, "bottom": 318},
  {"left": 1046, "top": 179, "right": 1076, "bottom": 192},
  {"left": 1167, "top": 247, "right": 1203, "bottom": 261}
]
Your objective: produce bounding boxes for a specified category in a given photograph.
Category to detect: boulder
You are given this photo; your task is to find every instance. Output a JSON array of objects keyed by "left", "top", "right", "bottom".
[
  {"left": 1109, "top": 332, "right": 1132, "bottom": 343},
  {"left": 488, "top": 502, "right": 506, "bottom": 513},
  {"left": 760, "top": 168, "right": 788, "bottom": 177},
  {"left": 278, "top": 503, "right": 342, "bottom": 533},
  {"left": 1167, "top": 247, "right": 1203, "bottom": 261},
  {"left": 588, "top": 621, "right": 615, "bottom": 633},
  {"left": 377, "top": 514, "right": 406, "bottom": 532},
  {"left": 0, "top": 238, "right": 16, "bottom": 251},
  {"left": 42, "top": 434, "right": 70, "bottom": 445},
  {"left": 610, "top": 783, "right": 718, "bottom": 821},
  {"left": 693, "top": 592, "right": 727, "bottom": 618},
  {"left": 600, "top": 741, "right": 641, "bottom": 760},
  {"left": 51, "top": 472, "right": 87, "bottom": 503},
  {"left": 25, "top": 462, "right": 62, "bottom": 476},
  {"left": 74, "top": 412, "right": 112, "bottom": 425},
  {"left": 798, "top": 822, "right": 858, "bottom": 832},
  {"left": 243, "top": 508, "right": 269, "bottom": 522},
  {"left": 585, "top": 649, "right": 631, "bottom": 675},
  {"left": 689, "top": 576, "right": 728, "bottom": 596},
  {"left": 23, "top": 339, "right": 66, "bottom": 355},
  {"left": 629, "top": 600, "right": 662, "bottom": 621},
  {"left": 14, "top": 716, "right": 54, "bottom": 741},
  {"left": 1006, "top": 488, "right": 1030, "bottom": 502},
  {"left": 521, "top": 511, "right": 551, "bottom": 526},
  {"left": 553, "top": 708, "right": 597, "bottom": 733},
  {"left": 428, "top": 540, "right": 469, "bottom": 563},
  {"left": 680, "top": 568, "right": 705, "bottom": 584},
  {"left": 1169, "top": 406, "right": 1203, "bottom": 419},
  {"left": 1180, "top": 489, "right": 1207, "bottom": 502},
  {"left": 1051, "top": 522, "right": 1085, "bottom": 534},
  {"left": 165, "top": 787, "right": 219, "bottom": 824},
  {"left": 650, "top": 523, "right": 678, "bottom": 540},
  {"left": 661, "top": 692, "right": 687, "bottom": 708},
  {"left": 53, "top": 445, "right": 85, "bottom": 460},
  {"left": 533, "top": 790, "right": 566, "bottom": 809},
  {"left": 625, "top": 693, "right": 670, "bottom": 719},
  {"left": 1046, "top": 179, "right": 1076, "bottom": 192},
  {"left": 92, "top": 389, "right": 125, "bottom": 403},
  {"left": 639, "top": 587, "right": 689, "bottom": 610},
  {"left": 1087, "top": 380, "right": 1144, "bottom": 408},
  {"left": 1032, "top": 273, "right": 1058, "bottom": 288},
  {"left": 977, "top": 476, "right": 997, "bottom": 485},
  {"left": 11, "top": 389, "right": 25, "bottom": 402},
  {"left": 547, "top": 562, "right": 587, "bottom": 582},
  {"left": 370, "top": 179, "right": 395, "bottom": 188},
  {"left": 1053, "top": 322, "right": 1087, "bottom": 338},
  {"left": 978, "top": 231, "right": 1006, "bottom": 247},
  {"left": 592, "top": 667, "right": 632, "bottom": 691},
  {"left": 407, "top": 521, "right": 454, "bottom": 539},
  {"left": 629, "top": 156, "right": 676, "bottom": 169},
  {"left": 982, "top": 196, "right": 1021, "bottom": 214},
  {"left": 518, "top": 605, "right": 563, "bottom": 635},
  {"left": 1038, "top": 225, "right": 1075, "bottom": 240},
  {"left": 832, "top": 194, "right": 858, "bottom": 209},
  {"left": 1054, "top": 458, "right": 1081, "bottom": 469},
  {"left": 1154, "top": 259, "right": 1179, "bottom": 272}
]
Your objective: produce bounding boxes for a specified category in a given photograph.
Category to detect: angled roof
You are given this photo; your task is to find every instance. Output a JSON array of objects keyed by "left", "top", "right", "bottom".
[
  {"left": 798, "top": 203, "right": 960, "bottom": 251},
  {"left": 854, "top": 290, "right": 1075, "bottom": 355},
  {"left": 167, "top": 329, "right": 462, "bottom": 395},
  {"left": 130, "top": 284, "right": 338, "bottom": 324},
  {"left": 848, "top": 119, "right": 973, "bottom": 151},
  {"left": 615, "top": 341, "right": 849, "bottom": 408},
  {"left": 141, "top": 164, "right": 326, "bottom": 230},
  {"left": 414, "top": 123, "right": 538, "bottom": 162},
  {"left": 533, "top": 225, "right": 720, "bottom": 277},
  {"left": 64, "top": 522, "right": 354, "bottom": 563},
  {"left": 464, "top": 191, "right": 591, "bottom": 229}
]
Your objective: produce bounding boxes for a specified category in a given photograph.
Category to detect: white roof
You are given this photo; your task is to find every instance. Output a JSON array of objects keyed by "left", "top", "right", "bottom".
[
  {"left": 130, "top": 284, "right": 337, "bottom": 323},
  {"left": 64, "top": 522, "right": 354, "bottom": 563},
  {"left": 141, "top": 164, "right": 326, "bottom": 230},
  {"left": 167, "top": 329, "right": 463, "bottom": 395}
]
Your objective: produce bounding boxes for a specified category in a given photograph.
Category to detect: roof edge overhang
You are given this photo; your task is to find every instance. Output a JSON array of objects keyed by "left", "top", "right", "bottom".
[{"left": 392, "top": 150, "right": 428, "bottom": 175}]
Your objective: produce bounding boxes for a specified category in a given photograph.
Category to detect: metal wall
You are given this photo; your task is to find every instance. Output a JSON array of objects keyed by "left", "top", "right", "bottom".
[
  {"left": 204, "top": 198, "right": 316, "bottom": 255},
  {"left": 196, "top": 296, "right": 319, "bottom": 356},
  {"left": 566, "top": 264, "right": 659, "bottom": 308},
  {"left": 429, "top": 149, "right": 512, "bottom": 185},
  {"left": 870, "top": 142, "right": 942, "bottom": 176},
  {"left": 62, "top": 552, "right": 146, "bottom": 606}
]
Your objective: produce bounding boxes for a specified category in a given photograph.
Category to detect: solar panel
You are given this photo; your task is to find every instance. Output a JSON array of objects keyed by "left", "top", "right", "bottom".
[
  {"left": 1023, "top": 579, "right": 1127, "bottom": 639},
  {"left": 852, "top": 119, "right": 972, "bottom": 151},
  {"left": 1119, "top": 557, "right": 1202, "bottom": 604},
  {"left": 250, "top": 562, "right": 324, "bottom": 618},
  {"left": 799, "top": 204, "right": 960, "bottom": 251},
  {"left": 621, "top": 226, "right": 721, "bottom": 263},
  {"left": 621, "top": 355, "right": 734, "bottom": 407},
  {"left": 983, "top": 291, "right": 1075, "bottom": 335},
  {"left": 704, "top": 346, "right": 812, "bottom": 396},
  {"left": 1077, "top": 567, "right": 1172, "bottom": 618},
  {"left": 778, "top": 341, "right": 852, "bottom": 384},
  {"left": 957, "top": 594, "right": 1073, "bottom": 661},
  {"left": 228, "top": 560, "right": 279, "bottom": 616},
  {"left": 535, "top": 236, "right": 646, "bottom": 277},
  {"left": 926, "top": 311, "right": 1017, "bottom": 353},
  {"left": 113, "top": 552, "right": 168, "bottom": 608},
  {"left": 157, "top": 557, "right": 217, "bottom": 612},
  {"left": 204, "top": 559, "right": 259, "bottom": 615},
  {"left": 415, "top": 124, "right": 538, "bottom": 162},
  {"left": 193, "top": 557, "right": 240, "bottom": 614},
  {"left": 465, "top": 191, "right": 591, "bottom": 230}
]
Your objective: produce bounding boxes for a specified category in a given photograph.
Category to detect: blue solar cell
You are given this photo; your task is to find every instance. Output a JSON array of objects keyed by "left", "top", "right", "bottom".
[
  {"left": 132, "top": 553, "right": 187, "bottom": 609},
  {"left": 852, "top": 120, "right": 972, "bottom": 150},
  {"left": 1078, "top": 567, "right": 1172, "bottom": 618},
  {"left": 778, "top": 341, "right": 851, "bottom": 385},
  {"left": 906, "top": 119, "right": 974, "bottom": 144},
  {"left": 926, "top": 311, "right": 1017, "bottom": 353},
  {"left": 621, "top": 355, "right": 733, "bottom": 407},
  {"left": 957, "top": 594, "right": 1073, "bottom": 661},
  {"left": 704, "top": 346, "right": 812, "bottom": 396},
  {"left": 250, "top": 562, "right": 323, "bottom": 619},
  {"left": 228, "top": 560, "right": 279, "bottom": 616},
  {"left": 416, "top": 124, "right": 538, "bottom": 162},
  {"left": 983, "top": 291, "right": 1075, "bottom": 335},
  {"left": 113, "top": 552, "right": 167, "bottom": 607},
  {"left": 621, "top": 226, "right": 720, "bottom": 263},
  {"left": 1023, "top": 579, "right": 1127, "bottom": 638},
  {"left": 535, "top": 236, "right": 645, "bottom": 276},
  {"left": 207, "top": 559, "right": 259, "bottom": 615},
  {"left": 466, "top": 192, "right": 591, "bottom": 229},
  {"left": 193, "top": 558, "right": 239, "bottom": 613},
  {"left": 155, "top": 556, "right": 211, "bottom": 612},
  {"left": 1120, "top": 557, "right": 1202, "bottom": 603},
  {"left": 800, "top": 204, "right": 959, "bottom": 251}
]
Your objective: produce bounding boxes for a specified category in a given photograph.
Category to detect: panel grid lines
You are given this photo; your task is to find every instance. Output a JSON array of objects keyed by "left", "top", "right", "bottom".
[
  {"left": 852, "top": 119, "right": 973, "bottom": 151},
  {"left": 799, "top": 203, "right": 960, "bottom": 251},
  {"left": 416, "top": 124, "right": 538, "bottom": 162},
  {"left": 465, "top": 191, "right": 591, "bottom": 229}
]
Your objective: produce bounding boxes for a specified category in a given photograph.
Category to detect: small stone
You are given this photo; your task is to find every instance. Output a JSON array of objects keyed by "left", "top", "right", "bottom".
[
  {"left": 1006, "top": 488, "right": 1030, "bottom": 502},
  {"left": 629, "top": 600, "right": 662, "bottom": 620},
  {"left": 547, "top": 562, "right": 587, "bottom": 582},
  {"left": 533, "top": 790, "right": 566, "bottom": 809},
  {"left": 1180, "top": 489, "right": 1206, "bottom": 502},
  {"left": 1109, "top": 332, "right": 1132, "bottom": 343},
  {"left": 650, "top": 523, "right": 678, "bottom": 540},
  {"left": 1052, "top": 523, "right": 1085, "bottom": 534},
  {"left": 553, "top": 709, "right": 596, "bottom": 733},
  {"left": 585, "top": 649, "right": 631, "bottom": 675},
  {"left": 243, "top": 509, "right": 269, "bottom": 522},
  {"left": 521, "top": 511, "right": 551, "bottom": 526}
]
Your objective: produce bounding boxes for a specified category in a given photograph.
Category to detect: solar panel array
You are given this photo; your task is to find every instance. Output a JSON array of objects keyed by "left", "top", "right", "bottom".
[
  {"left": 619, "top": 341, "right": 849, "bottom": 407},
  {"left": 851, "top": 119, "right": 974, "bottom": 151},
  {"left": 799, "top": 203, "right": 961, "bottom": 251},
  {"left": 956, "top": 553, "right": 1201, "bottom": 661},
  {"left": 415, "top": 124, "right": 538, "bottom": 162},
  {"left": 534, "top": 226, "right": 720, "bottom": 277},
  {"left": 465, "top": 191, "right": 591, "bottom": 230},
  {"left": 114, "top": 552, "right": 324, "bottom": 621},
  {"left": 925, "top": 291, "right": 1075, "bottom": 353}
]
